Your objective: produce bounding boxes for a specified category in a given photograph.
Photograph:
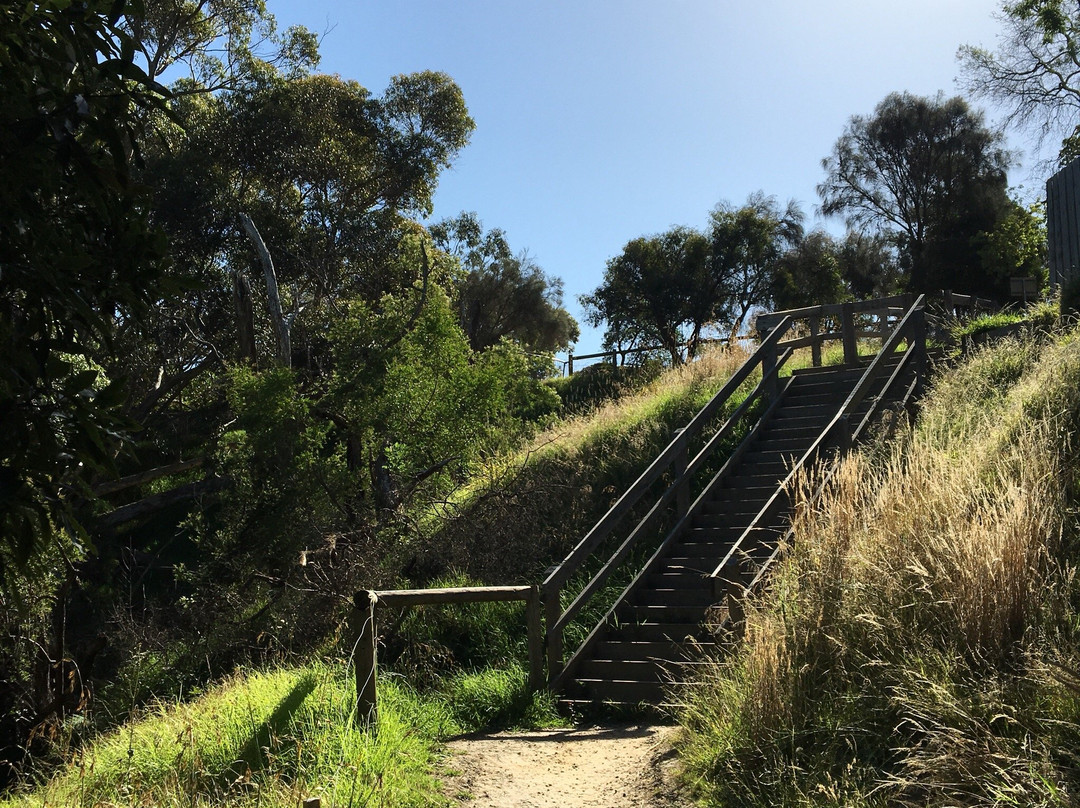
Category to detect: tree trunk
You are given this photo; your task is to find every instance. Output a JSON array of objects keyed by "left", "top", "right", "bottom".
[
  {"left": 239, "top": 213, "right": 291, "bottom": 367},
  {"left": 232, "top": 270, "right": 257, "bottom": 364}
]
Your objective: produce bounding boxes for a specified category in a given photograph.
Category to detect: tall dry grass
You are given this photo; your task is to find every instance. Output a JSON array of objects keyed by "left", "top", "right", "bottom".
[{"left": 679, "top": 331, "right": 1080, "bottom": 807}]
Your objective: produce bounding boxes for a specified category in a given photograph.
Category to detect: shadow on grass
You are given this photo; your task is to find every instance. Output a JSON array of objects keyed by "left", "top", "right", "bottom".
[{"left": 221, "top": 671, "right": 318, "bottom": 786}]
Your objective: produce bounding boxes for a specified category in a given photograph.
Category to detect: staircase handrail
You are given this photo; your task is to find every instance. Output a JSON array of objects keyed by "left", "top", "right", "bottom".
[
  {"left": 541, "top": 315, "right": 794, "bottom": 594},
  {"left": 757, "top": 294, "right": 913, "bottom": 367},
  {"left": 709, "top": 294, "right": 928, "bottom": 603},
  {"left": 540, "top": 315, "right": 796, "bottom": 678}
]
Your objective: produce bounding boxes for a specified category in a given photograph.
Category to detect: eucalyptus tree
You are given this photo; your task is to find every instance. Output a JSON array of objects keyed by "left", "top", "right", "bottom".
[
  {"left": 430, "top": 212, "right": 579, "bottom": 352},
  {"left": 581, "top": 227, "right": 712, "bottom": 365},
  {"left": 818, "top": 92, "right": 1012, "bottom": 296},
  {"left": 709, "top": 192, "right": 805, "bottom": 336}
]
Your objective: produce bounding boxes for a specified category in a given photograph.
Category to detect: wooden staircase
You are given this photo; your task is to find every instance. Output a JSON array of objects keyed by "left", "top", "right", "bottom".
[
  {"left": 542, "top": 296, "right": 929, "bottom": 708},
  {"left": 558, "top": 361, "right": 902, "bottom": 706}
]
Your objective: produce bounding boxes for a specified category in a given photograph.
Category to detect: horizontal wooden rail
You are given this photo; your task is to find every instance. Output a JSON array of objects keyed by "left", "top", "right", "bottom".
[
  {"left": 365, "top": 586, "right": 534, "bottom": 607},
  {"left": 352, "top": 585, "right": 543, "bottom": 728},
  {"left": 563, "top": 336, "right": 732, "bottom": 374}
]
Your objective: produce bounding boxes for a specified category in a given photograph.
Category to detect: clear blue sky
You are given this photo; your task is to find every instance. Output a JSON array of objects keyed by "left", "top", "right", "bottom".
[{"left": 272, "top": 0, "right": 1033, "bottom": 356}]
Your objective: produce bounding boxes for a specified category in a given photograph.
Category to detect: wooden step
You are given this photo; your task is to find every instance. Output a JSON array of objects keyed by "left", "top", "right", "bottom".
[
  {"left": 654, "top": 558, "right": 717, "bottom": 576},
  {"left": 646, "top": 570, "right": 710, "bottom": 586},
  {"left": 630, "top": 588, "right": 717, "bottom": 608},
  {"left": 692, "top": 512, "right": 756, "bottom": 529},
  {"left": 565, "top": 678, "right": 669, "bottom": 705},
  {"left": 621, "top": 604, "right": 709, "bottom": 623},
  {"left": 751, "top": 437, "right": 814, "bottom": 454},
  {"left": 578, "top": 659, "right": 671, "bottom": 682},
  {"left": 593, "top": 639, "right": 716, "bottom": 661},
  {"left": 606, "top": 621, "right": 709, "bottom": 643}
]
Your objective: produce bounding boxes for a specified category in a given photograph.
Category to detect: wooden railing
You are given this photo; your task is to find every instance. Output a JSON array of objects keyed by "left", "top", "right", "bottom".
[
  {"left": 352, "top": 586, "right": 543, "bottom": 727},
  {"left": 542, "top": 294, "right": 925, "bottom": 687},
  {"left": 561, "top": 337, "right": 731, "bottom": 375},
  {"left": 351, "top": 295, "right": 934, "bottom": 706},
  {"left": 756, "top": 294, "right": 914, "bottom": 367},
  {"left": 710, "top": 294, "right": 928, "bottom": 624},
  {"left": 540, "top": 316, "right": 803, "bottom": 682}
]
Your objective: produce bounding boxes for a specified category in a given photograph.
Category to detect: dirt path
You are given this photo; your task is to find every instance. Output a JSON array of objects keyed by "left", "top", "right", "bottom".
[{"left": 440, "top": 724, "right": 691, "bottom": 808}]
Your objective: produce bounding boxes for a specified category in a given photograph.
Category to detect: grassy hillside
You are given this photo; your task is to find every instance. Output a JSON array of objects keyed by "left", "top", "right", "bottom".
[
  {"left": 405, "top": 346, "right": 755, "bottom": 585},
  {"left": 4, "top": 347, "right": 755, "bottom": 806},
  {"left": 678, "top": 321, "right": 1080, "bottom": 805}
]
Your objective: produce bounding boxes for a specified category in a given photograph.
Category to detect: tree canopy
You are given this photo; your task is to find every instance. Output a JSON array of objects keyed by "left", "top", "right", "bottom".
[
  {"left": 0, "top": 0, "right": 171, "bottom": 566},
  {"left": 581, "top": 227, "right": 711, "bottom": 365},
  {"left": 430, "top": 212, "right": 578, "bottom": 352},
  {"left": 960, "top": 1, "right": 1080, "bottom": 163},
  {"left": 582, "top": 194, "right": 824, "bottom": 361},
  {"left": 818, "top": 91, "right": 1012, "bottom": 297}
]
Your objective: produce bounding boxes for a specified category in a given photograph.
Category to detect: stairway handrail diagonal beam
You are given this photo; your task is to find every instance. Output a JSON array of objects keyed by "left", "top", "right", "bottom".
[
  {"left": 542, "top": 315, "right": 794, "bottom": 593},
  {"left": 709, "top": 294, "right": 926, "bottom": 584}
]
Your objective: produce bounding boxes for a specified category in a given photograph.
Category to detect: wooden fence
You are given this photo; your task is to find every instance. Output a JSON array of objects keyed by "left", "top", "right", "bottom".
[{"left": 351, "top": 586, "right": 543, "bottom": 727}]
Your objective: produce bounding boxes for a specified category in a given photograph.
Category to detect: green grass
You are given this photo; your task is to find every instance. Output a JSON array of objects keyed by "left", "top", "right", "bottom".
[
  {"left": 4, "top": 660, "right": 563, "bottom": 808},
  {"left": 950, "top": 297, "right": 1060, "bottom": 341}
]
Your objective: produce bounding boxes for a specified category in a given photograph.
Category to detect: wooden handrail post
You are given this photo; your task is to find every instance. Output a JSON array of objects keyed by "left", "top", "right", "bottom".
[
  {"left": 716, "top": 560, "right": 747, "bottom": 639},
  {"left": 673, "top": 428, "right": 690, "bottom": 519},
  {"left": 542, "top": 580, "right": 563, "bottom": 682},
  {"left": 913, "top": 305, "right": 928, "bottom": 399},
  {"left": 526, "top": 585, "right": 544, "bottom": 692},
  {"left": 762, "top": 341, "right": 779, "bottom": 401},
  {"left": 841, "top": 302, "right": 858, "bottom": 365},
  {"left": 354, "top": 590, "right": 378, "bottom": 730},
  {"left": 837, "top": 413, "right": 852, "bottom": 454},
  {"left": 809, "top": 315, "right": 821, "bottom": 367}
]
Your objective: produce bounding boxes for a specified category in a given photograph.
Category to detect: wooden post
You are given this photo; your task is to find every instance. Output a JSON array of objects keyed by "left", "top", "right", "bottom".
[
  {"left": 720, "top": 560, "right": 747, "bottom": 639},
  {"left": 672, "top": 428, "right": 690, "bottom": 519},
  {"left": 542, "top": 581, "right": 563, "bottom": 681},
  {"left": 526, "top": 585, "right": 544, "bottom": 692},
  {"left": 762, "top": 341, "right": 778, "bottom": 402},
  {"left": 913, "top": 306, "right": 928, "bottom": 400},
  {"left": 809, "top": 315, "right": 821, "bottom": 367},
  {"left": 841, "top": 302, "right": 857, "bottom": 366},
  {"left": 837, "top": 413, "right": 852, "bottom": 454},
  {"left": 354, "top": 590, "right": 378, "bottom": 729},
  {"left": 567, "top": 353, "right": 574, "bottom": 376}
]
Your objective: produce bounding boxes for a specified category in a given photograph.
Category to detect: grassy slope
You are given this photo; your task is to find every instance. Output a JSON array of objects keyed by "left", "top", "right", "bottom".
[
  {"left": 2, "top": 663, "right": 564, "bottom": 808},
  {"left": 5, "top": 346, "right": 756, "bottom": 807},
  {"left": 407, "top": 346, "right": 756, "bottom": 585},
  {"left": 678, "top": 323, "right": 1080, "bottom": 806}
]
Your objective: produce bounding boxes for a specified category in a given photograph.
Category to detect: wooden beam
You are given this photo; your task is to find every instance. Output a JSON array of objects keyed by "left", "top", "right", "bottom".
[
  {"left": 92, "top": 458, "right": 205, "bottom": 497},
  {"left": 364, "top": 586, "right": 533, "bottom": 608}
]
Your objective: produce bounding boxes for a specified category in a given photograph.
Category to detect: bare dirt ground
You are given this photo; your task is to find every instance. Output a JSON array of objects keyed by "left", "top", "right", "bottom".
[{"left": 440, "top": 723, "right": 693, "bottom": 808}]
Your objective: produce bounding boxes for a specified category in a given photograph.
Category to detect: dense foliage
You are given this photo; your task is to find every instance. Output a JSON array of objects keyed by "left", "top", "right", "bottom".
[
  {"left": 0, "top": 0, "right": 577, "bottom": 788},
  {"left": 818, "top": 92, "right": 1013, "bottom": 298}
]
